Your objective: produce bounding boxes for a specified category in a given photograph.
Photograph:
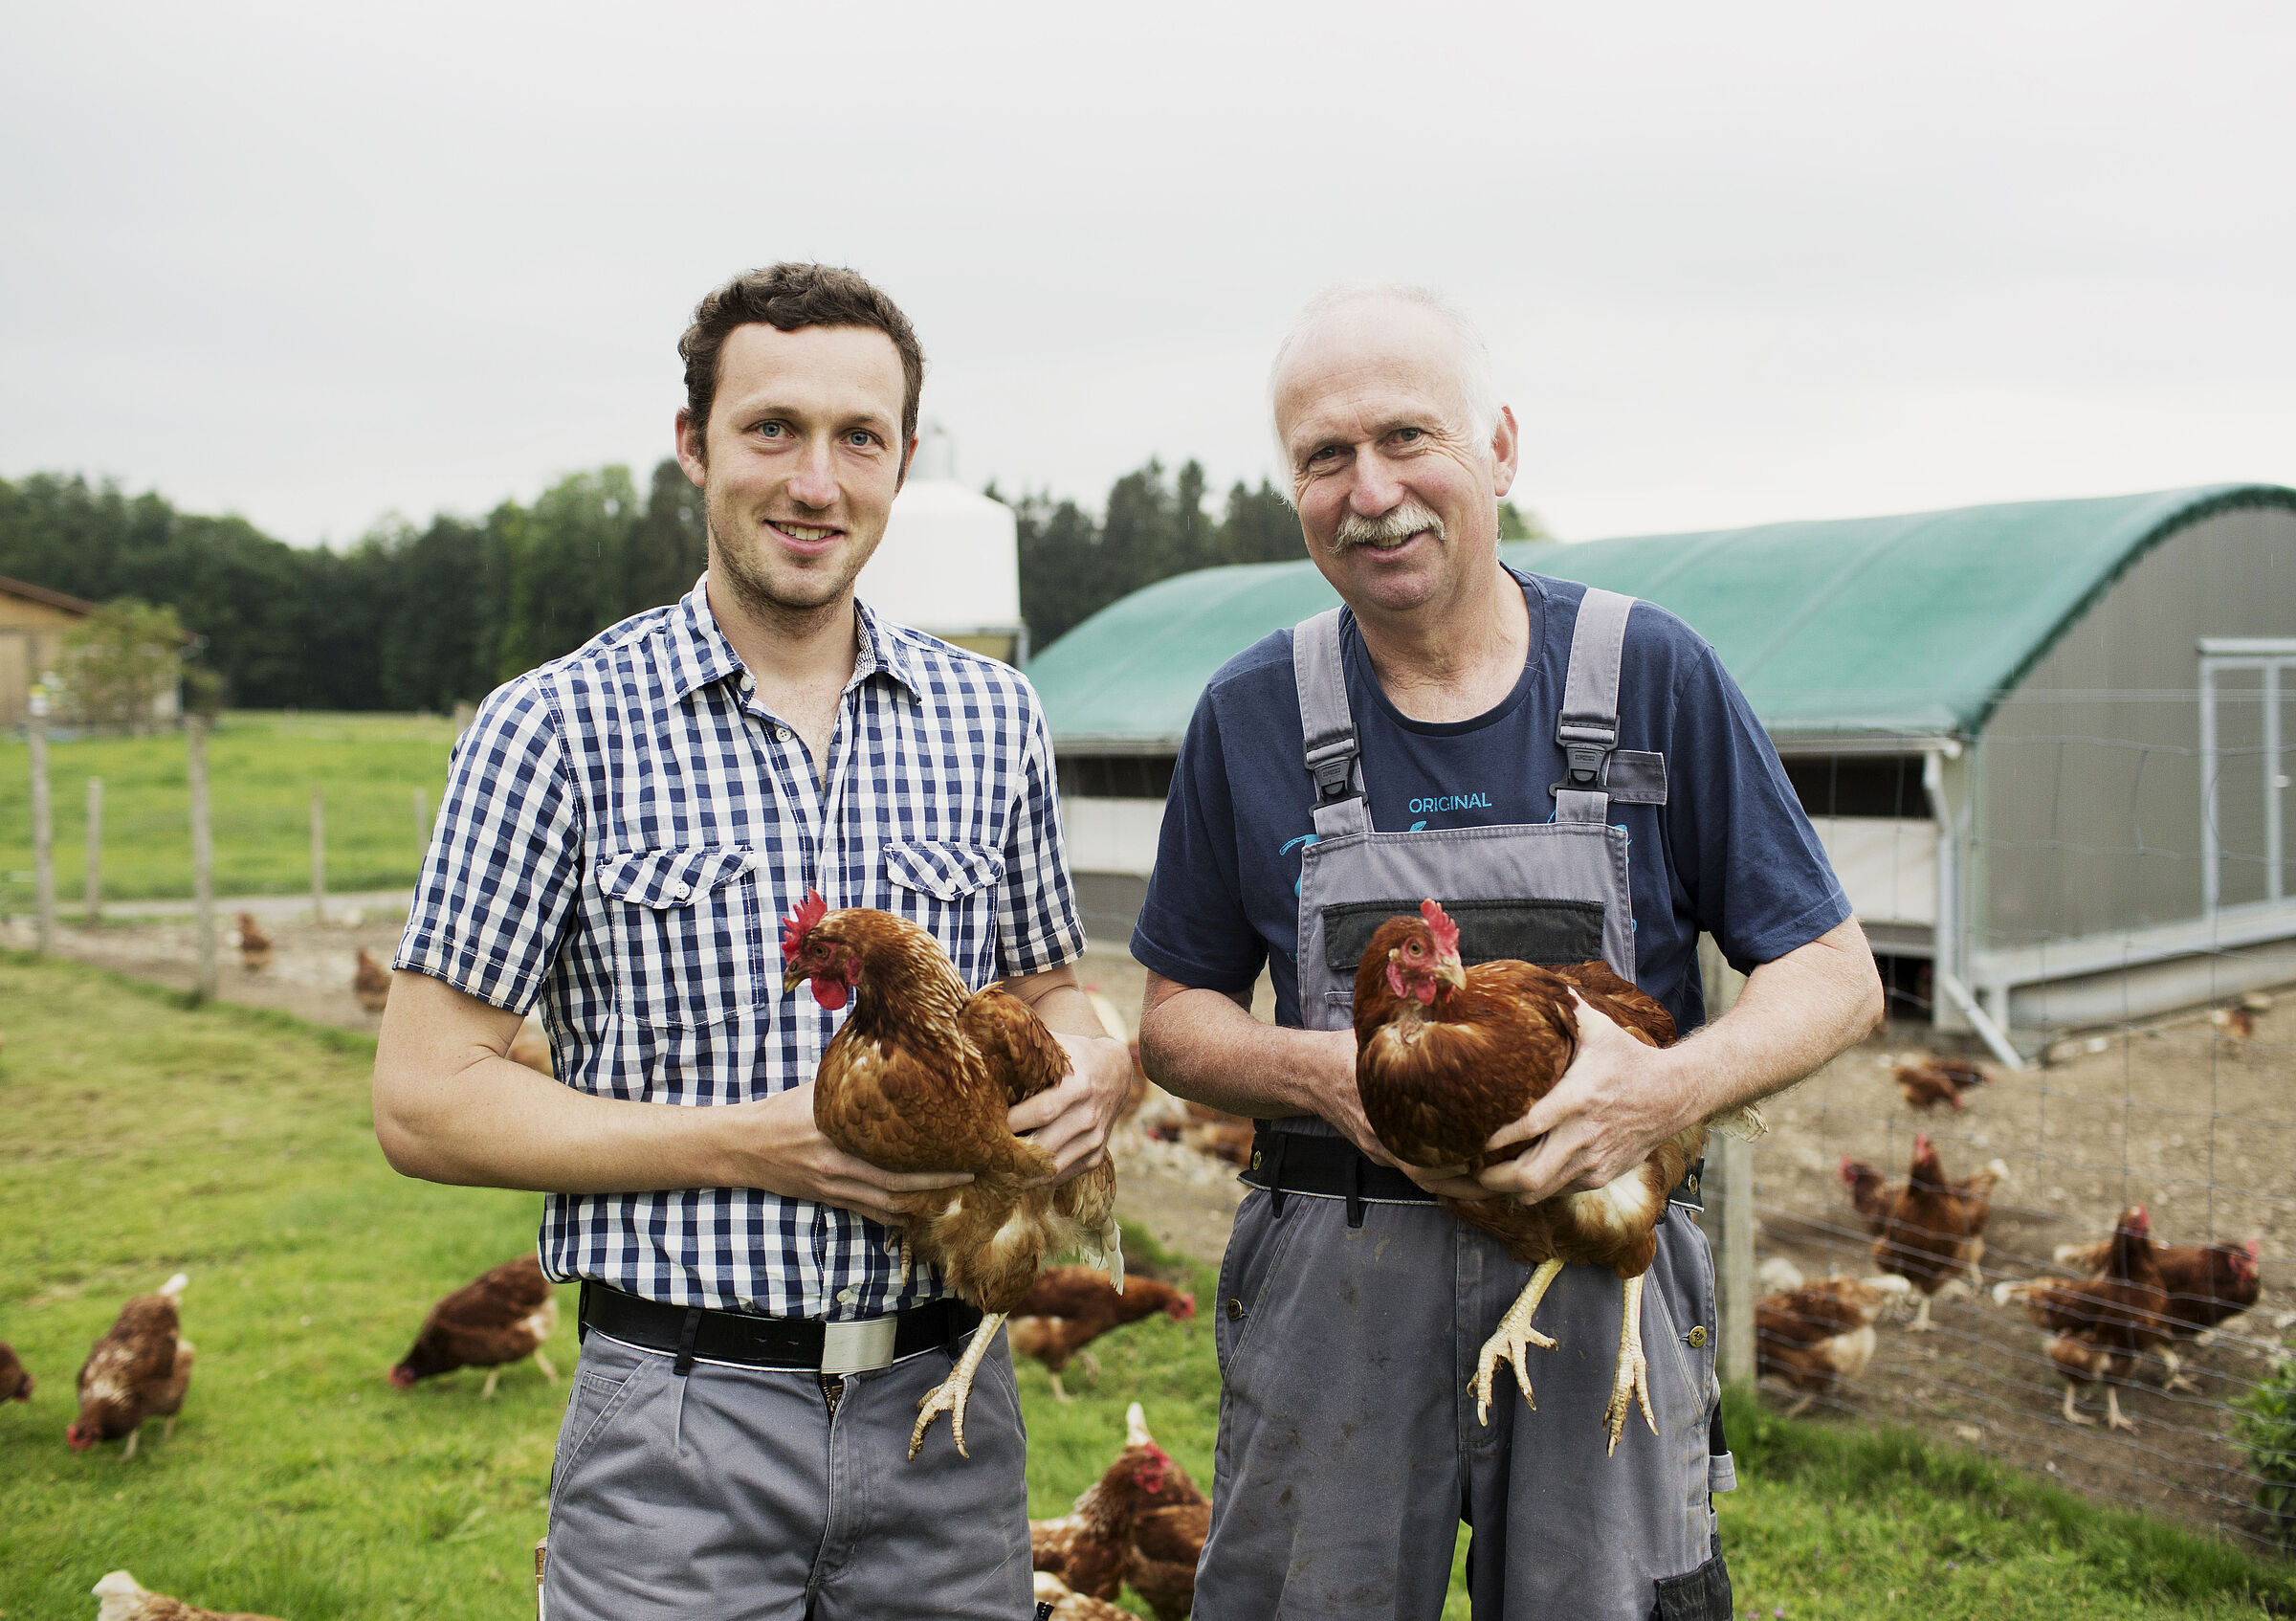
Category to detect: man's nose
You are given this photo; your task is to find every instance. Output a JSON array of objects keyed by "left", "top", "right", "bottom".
[
  {"left": 787, "top": 440, "right": 839, "bottom": 510},
  {"left": 1346, "top": 447, "right": 1406, "bottom": 519}
]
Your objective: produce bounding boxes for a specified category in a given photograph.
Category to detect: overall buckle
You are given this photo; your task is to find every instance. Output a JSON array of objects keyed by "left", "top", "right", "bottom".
[{"left": 819, "top": 1315, "right": 901, "bottom": 1374}]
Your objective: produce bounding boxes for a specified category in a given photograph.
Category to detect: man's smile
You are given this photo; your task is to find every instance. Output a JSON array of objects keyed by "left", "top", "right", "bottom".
[{"left": 768, "top": 519, "right": 844, "bottom": 548}]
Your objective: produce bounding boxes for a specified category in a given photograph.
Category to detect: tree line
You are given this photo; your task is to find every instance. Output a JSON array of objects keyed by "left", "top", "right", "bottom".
[{"left": 0, "top": 460, "right": 1541, "bottom": 712}]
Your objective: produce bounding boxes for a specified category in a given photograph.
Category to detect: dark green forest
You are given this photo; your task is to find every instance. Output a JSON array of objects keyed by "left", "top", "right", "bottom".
[{"left": 0, "top": 460, "right": 1539, "bottom": 711}]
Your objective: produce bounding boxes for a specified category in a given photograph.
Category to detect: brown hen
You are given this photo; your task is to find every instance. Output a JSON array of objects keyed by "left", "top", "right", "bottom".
[
  {"left": 389, "top": 1253, "right": 561, "bottom": 1397},
  {"left": 1353, "top": 900, "right": 1761, "bottom": 1454},
  {"left": 234, "top": 912, "right": 272, "bottom": 973},
  {"left": 1031, "top": 1402, "right": 1200, "bottom": 1605},
  {"left": 781, "top": 893, "right": 1120, "bottom": 1459},
  {"left": 1755, "top": 1276, "right": 1907, "bottom": 1415},
  {"left": 1866, "top": 1134, "right": 2007, "bottom": 1330},
  {"left": 1997, "top": 1205, "right": 2172, "bottom": 1430},
  {"left": 2052, "top": 1232, "right": 2261, "bottom": 1348},
  {"left": 0, "top": 1341, "right": 31, "bottom": 1403},
  {"left": 1010, "top": 1266, "right": 1195, "bottom": 1400},
  {"left": 69, "top": 1274, "right": 193, "bottom": 1459},
  {"left": 353, "top": 946, "right": 391, "bottom": 1013}
]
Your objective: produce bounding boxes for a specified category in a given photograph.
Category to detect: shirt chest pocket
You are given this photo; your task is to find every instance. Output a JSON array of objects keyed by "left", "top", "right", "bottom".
[
  {"left": 882, "top": 838, "right": 1005, "bottom": 973},
  {"left": 594, "top": 846, "right": 767, "bottom": 1030}
]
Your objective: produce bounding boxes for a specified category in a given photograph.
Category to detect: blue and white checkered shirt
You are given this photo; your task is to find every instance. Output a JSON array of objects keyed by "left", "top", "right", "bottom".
[{"left": 395, "top": 577, "right": 1086, "bottom": 1320}]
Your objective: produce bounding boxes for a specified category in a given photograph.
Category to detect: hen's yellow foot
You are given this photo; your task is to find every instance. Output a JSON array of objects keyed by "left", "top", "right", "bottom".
[
  {"left": 1601, "top": 1274, "right": 1658, "bottom": 1456},
  {"left": 909, "top": 1312, "right": 1006, "bottom": 1460},
  {"left": 1471, "top": 1257, "right": 1564, "bottom": 1425}
]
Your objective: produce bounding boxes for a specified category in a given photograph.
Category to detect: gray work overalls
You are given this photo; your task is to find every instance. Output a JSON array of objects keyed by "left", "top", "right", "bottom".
[{"left": 1196, "top": 588, "right": 1736, "bottom": 1621}]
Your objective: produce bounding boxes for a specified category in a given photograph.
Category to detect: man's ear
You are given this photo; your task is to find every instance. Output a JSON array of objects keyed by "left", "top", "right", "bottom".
[
  {"left": 1489, "top": 404, "right": 1521, "bottom": 500},
  {"left": 674, "top": 411, "right": 708, "bottom": 488},
  {"left": 895, "top": 432, "right": 918, "bottom": 493}
]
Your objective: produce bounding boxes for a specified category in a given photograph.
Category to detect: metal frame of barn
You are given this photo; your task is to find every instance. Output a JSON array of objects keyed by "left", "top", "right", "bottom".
[{"left": 1027, "top": 484, "right": 2296, "bottom": 1056}]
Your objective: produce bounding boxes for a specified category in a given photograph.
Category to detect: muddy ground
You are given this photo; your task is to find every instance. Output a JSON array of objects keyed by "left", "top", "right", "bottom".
[{"left": 16, "top": 910, "right": 2295, "bottom": 1548}]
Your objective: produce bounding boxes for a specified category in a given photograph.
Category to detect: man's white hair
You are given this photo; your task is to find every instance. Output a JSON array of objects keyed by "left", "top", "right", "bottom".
[{"left": 1267, "top": 282, "right": 1501, "bottom": 481}]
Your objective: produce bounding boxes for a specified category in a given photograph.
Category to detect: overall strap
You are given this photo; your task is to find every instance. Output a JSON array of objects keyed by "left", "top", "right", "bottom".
[
  {"left": 1292, "top": 608, "right": 1371, "bottom": 840},
  {"left": 1553, "top": 588, "right": 1636, "bottom": 824}
]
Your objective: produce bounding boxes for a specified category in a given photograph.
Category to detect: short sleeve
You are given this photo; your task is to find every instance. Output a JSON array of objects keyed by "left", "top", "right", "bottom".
[
  {"left": 1130, "top": 689, "right": 1267, "bottom": 994},
  {"left": 994, "top": 697, "right": 1088, "bottom": 977},
  {"left": 394, "top": 677, "right": 584, "bottom": 1011},
  {"left": 1665, "top": 641, "right": 1852, "bottom": 973}
]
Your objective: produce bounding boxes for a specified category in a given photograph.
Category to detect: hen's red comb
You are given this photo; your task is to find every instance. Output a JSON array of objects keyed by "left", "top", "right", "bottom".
[
  {"left": 780, "top": 890, "right": 828, "bottom": 957},
  {"left": 1420, "top": 898, "right": 1461, "bottom": 959}
]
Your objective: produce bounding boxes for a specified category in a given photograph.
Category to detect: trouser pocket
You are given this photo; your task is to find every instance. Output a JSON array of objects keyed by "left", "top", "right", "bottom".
[{"left": 1648, "top": 1543, "right": 1733, "bottom": 1621}]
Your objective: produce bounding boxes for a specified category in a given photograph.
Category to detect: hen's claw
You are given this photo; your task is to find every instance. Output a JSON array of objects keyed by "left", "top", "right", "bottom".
[
  {"left": 1471, "top": 1258, "right": 1564, "bottom": 1425},
  {"left": 909, "top": 1311, "right": 1006, "bottom": 1460},
  {"left": 1602, "top": 1274, "right": 1657, "bottom": 1455}
]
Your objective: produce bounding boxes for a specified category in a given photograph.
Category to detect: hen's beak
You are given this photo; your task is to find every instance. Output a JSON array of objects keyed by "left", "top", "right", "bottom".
[{"left": 1437, "top": 956, "right": 1468, "bottom": 991}]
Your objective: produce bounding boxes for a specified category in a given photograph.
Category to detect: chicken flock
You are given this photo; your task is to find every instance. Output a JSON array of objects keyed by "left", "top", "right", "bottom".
[{"left": 15, "top": 898, "right": 2285, "bottom": 1617}]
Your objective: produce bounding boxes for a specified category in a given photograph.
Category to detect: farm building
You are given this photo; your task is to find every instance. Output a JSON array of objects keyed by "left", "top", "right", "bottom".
[
  {"left": 0, "top": 572, "right": 98, "bottom": 725},
  {"left": 1028, "top": 483, "right": 2296, "bottom": 1053},
  {"left": 854, "top": 475, "right": 1027, "bottom": 665}
]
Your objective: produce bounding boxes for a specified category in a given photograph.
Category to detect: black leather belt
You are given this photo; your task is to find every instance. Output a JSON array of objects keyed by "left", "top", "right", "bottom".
[
  {"left": 578, "top": 1283, "right": 981, "bottom": 1375},
  {"left": 1239, "top": 1127, "right": 1705, "bottom": 1227}
]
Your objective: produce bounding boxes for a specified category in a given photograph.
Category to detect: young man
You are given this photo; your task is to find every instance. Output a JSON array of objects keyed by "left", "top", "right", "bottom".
[
  {"left": 373, "top": 262, "right": 1132, "bottom": 1620},
  {"left": 1134, "top": 285, "right": 1884, "bottom": 1619}
]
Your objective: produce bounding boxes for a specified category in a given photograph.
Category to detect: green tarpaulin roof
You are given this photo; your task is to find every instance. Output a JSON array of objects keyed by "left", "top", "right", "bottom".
[{"left": 1027, "top": 483, "right": 2296, "bottom": 751}]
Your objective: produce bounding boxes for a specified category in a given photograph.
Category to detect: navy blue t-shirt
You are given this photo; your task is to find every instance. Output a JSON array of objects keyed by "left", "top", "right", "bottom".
[{"left": 1129, "top": 569, "right": 1851, "bottom": 1035}]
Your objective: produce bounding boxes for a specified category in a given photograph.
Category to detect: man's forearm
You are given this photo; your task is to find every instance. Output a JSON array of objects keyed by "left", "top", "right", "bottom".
[
  {"left": 374, "top": 1042, "right": 741, "bottom": 1193},
  {"left": 1662, "top": 917, "right": 1885, "bottom": 1127},
  {"left": 1138, "top": 981, "right": 1352, "bottom": 1121}
]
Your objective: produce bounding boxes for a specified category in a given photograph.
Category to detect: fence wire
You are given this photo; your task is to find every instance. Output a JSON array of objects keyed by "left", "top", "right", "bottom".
[{"left": 1755, "top": 727, "right": 2296, "bottom": 1554}]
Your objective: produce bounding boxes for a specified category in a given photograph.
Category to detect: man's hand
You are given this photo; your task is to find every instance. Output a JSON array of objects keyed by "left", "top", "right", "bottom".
[
  {"left": 1008, "top": 1033, "right": 1134, "bottom": 1183},
  {"left": 1472, "top": 992, "right": 1690, "bottom": 1207},
  {"left": 731, "top": 1083, "right": 972, "bottom": 1224}
]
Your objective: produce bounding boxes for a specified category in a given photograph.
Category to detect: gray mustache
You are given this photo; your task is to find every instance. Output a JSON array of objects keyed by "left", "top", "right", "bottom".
[{"left": 1331, "top": 500, "right": 1446, "bottom": 552}]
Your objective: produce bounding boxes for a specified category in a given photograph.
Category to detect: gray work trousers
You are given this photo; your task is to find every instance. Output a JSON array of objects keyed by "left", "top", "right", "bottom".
[
  {"left": 1197, "top": 1191, "right": 1734, "bottom": 1621},
  {"left": 541, "top": 1324, "right": 1033, "bottom": 1620}
]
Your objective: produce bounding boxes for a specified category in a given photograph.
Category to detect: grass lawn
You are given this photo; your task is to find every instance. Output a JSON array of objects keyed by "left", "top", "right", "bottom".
[
  {"left": 0, "top": 712, "right": 457, "bottom": 909},
  {"left": 3, "top": 952, "right": 2291, "bottom": 1619}
]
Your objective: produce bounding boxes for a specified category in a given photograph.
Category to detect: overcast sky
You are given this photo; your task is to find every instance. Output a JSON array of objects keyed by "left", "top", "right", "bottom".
[{"left": 6, "top": 2, "right": 2293, "bottom": 547}]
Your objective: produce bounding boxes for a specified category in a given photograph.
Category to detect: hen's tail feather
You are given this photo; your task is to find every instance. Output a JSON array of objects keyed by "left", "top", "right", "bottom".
[
  {"left": 1707, "top": 1104, "right": 1767, "bottom": 1144},
  {"left": 158, "top": 1273, "right": 189, "bottom": 1300}
]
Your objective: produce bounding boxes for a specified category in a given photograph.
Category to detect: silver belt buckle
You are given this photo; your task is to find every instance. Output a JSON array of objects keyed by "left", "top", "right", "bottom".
[{"left": 819, "top": 1314, "right": 900, "bottom": 1375}]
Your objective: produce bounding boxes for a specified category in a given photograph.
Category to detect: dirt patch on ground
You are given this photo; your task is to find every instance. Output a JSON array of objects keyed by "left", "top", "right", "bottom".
[
  {"left": 4, "top": 907, "right": 416, "bottom": 1034},
  {"left": 1754, "top": 1010, "right": 2296, "bottom": 1552}
]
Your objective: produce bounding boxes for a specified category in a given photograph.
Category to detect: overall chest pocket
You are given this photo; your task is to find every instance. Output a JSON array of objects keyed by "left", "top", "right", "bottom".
[
  {"left": 882, "top": 839, "right": 1005, "bottom": 972},
  {"left": 594, "top": 846, "right": 766, "bottom": 1030}
]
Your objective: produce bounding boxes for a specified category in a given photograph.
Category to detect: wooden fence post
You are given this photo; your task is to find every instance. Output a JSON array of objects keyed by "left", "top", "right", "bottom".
[
  {"left": 188, "top": 718, "right": 216, "bottom": 1001},
  {"left": 28, "top": 694, "right": 54, "bottom": 954},
  {"left": 1697, "top": 936, "right": 1757, "bottom": 1384},
  {"left": 310, "top": 786, "right": 326, "bottom": 924},
  {"left": 85, "top": 775, "right": 103, "bottom": 926}
]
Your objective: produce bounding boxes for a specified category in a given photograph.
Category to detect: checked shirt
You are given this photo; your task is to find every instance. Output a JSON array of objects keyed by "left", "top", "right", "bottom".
[{"left": 395, "top": 577, "right": 1085, "bottom": 1321}]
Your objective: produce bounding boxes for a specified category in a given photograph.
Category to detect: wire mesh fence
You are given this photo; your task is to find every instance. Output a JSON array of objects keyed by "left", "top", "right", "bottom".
[{"left": 1751, "top": 717, "right": 2296, "bottom": 1555}]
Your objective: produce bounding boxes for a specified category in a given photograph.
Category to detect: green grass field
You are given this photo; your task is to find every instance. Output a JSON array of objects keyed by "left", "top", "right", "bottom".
[
  {"left": 3, "top": 953, "right": 2292, "bottom": 1619},
  {"left": 0, "top": 712, "right": 456, "bottom": 908}
]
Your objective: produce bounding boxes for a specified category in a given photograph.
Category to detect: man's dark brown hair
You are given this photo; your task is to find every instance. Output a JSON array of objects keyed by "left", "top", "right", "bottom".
[{"left": 678, "top": 263, "right": 926, "bottom": 455}]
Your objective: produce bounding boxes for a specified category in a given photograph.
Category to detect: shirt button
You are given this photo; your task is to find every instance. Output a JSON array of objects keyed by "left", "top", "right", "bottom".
[
  {"left": 675, "top": 883, "right": 693, "bottom": 900},
  {"left": 740, "top": 673, "right": 755, "bottom": 692},
  {"left": 1687, "top": 1325, "right": 1708, "bottom": 1348},
  {"left": 838, "top": 1287, "right": 859, "bottom": 1306},
  {"left": 1225, "top": 1298, "right": 1246, "bottom": 1321},
  {"left": 776, "top": 726, "right": 792, "bottom": 742}
]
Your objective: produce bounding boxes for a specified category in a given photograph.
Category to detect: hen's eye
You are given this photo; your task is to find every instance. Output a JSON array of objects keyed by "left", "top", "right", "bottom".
[{"left": 1406, "top": 942, "right": 1423, "bottom": 956}]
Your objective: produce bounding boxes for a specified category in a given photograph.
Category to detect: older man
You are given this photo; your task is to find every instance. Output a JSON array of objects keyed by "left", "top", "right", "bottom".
[{"left": 1133, "top": 285, "right": 1882, "bottom": 1620}]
